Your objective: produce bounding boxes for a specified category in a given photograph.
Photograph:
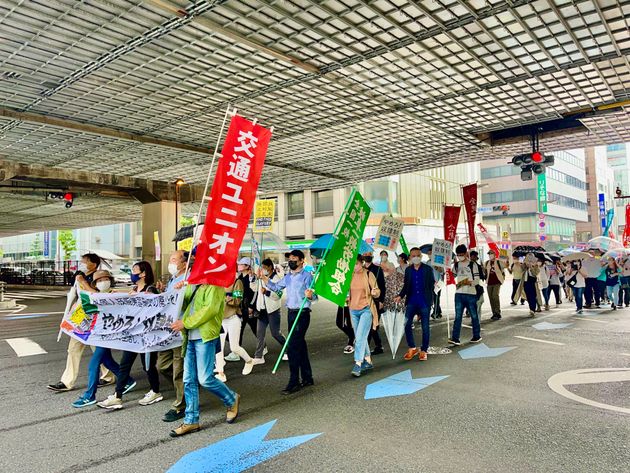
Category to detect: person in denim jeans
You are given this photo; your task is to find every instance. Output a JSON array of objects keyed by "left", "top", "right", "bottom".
[
  {"left": 566, "top": 260, "right": 587, "bottom": 314},
  {"left": 394, "top": 247, "right": 435, "bottom": 361},
  {"left": 348, "top": 254, "right": 380, "bottom": 377},
  {"left": 169, "top": 282, "right": 240, "bottom": 437},
  {"left": 449, "top": 245, "right": 482, "bottom": 345}
]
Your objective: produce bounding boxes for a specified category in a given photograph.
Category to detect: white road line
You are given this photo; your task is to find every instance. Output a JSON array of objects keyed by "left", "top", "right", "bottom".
[
  {"left": 571, "top": 317, "right": 608, "bottom": 324},
  {"left": 514, "top": 336, "right": 565, "bottom": 346},
  {"left": 5, "top": 338, "right": 47, "bottom": 357}
]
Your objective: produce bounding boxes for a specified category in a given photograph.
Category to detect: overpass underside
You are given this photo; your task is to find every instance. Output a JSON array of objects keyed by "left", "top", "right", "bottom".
[{"left": 0, "top": 0, "right": 628, "bottom": 237}]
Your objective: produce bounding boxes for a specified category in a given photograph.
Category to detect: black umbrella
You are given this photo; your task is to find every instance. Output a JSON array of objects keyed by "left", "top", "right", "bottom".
[
  {"left": 512, "top": 245, "right": 545, "bottom": 258},
  {"left": 419, "top": 243, "right": 433, "bottom": 254}
]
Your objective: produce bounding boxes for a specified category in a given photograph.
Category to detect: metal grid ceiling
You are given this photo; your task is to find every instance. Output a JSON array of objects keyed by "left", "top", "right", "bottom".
[{"left": 0, "top": 0, "right": 629, "bottom": 233}]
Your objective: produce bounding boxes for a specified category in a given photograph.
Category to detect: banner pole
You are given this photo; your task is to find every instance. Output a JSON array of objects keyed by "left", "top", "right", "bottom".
[
  {"left": 183, "top": 104, "right": 234, "bottom": 278},
  {"left": 445, "top": 283, "right": 451, "bottom": 340},
  {"left": 272, "top": 188, "right": 357, "bottom": 374}
]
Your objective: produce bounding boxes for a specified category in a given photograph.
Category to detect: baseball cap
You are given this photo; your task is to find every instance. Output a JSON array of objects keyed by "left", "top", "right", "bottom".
[{"left": 237, "top": 257, "right": 252, "bottom": 266}]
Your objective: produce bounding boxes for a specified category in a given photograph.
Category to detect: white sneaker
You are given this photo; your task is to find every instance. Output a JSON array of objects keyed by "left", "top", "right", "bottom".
[
  {"left": 263, "top": 347, "right": 269, "bottom": 356},
  {"left": 224, "top": 352, "right": 241, "bottom": 362},
  {"left": 242, "top": 360, "right": 255, "bottom": 376},
  {"left": 97, "top": 394, "right": 123, "bottom": 410},
  {"left": 215, "top": 372, "right": 227, "bottom": 383},
  {"left": 252, "top": 357, "right": 265, "bottom": 365},
  {"left": 138, "top": 390, "right": 163, "bottom": 406},
  {"left": 282, "top": 354, "right": 289, "bottom": 361}
]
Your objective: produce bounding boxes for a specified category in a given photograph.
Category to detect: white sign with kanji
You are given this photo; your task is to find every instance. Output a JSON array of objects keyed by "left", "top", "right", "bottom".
[
  {"left": 431, "top": 238, "right": 453, "bottom": 269},
  {"left": 374, "top": 215, "right": 404, "bottom": 251}
]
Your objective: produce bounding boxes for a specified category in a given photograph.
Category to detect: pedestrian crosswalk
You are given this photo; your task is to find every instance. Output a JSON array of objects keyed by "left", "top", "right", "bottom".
[
  {"left": 2, "top": 290, "right": 67, "bottom": 301},
  {"left": 5, "top": 337, "right": 48, "bottom": 357}
]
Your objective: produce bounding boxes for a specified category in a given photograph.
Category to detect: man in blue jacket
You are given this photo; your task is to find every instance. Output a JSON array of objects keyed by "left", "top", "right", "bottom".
[{"left": 394, "top": 247, "right": 435, "bottom": 361}]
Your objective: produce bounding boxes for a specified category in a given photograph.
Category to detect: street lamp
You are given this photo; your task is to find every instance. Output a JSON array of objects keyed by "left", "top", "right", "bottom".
[{"left": 174, "top": 179, "right": 185, "bottom": 246}]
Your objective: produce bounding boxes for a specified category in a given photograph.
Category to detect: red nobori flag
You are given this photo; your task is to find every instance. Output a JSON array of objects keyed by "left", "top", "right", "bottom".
[
  {"left": 443, "top": 205, "right": 461, "bottom": 285},
  {"left": 623, "top": 204, "right": 630, "bottom": 248},
  {"left": 462, "top": 184, "right": 478, "bottom": 249},
  {"left": 477, "top": 222, "right": 501, "bottom": 257},
  {"left": 188, "top": 115, "right": 272, "bottom": 287}
]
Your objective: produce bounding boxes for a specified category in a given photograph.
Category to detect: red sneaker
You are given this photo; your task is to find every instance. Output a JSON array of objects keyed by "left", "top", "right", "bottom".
[{"left": 403, "top": 348, "right": 419, "bottom": 360}]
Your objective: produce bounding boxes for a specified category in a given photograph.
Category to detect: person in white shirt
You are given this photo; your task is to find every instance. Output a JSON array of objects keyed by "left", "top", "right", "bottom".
[
  {"left": 581, "top": 250, "right": 604, "bottom": 308},
  {"left": 566, "top": 260, "right": 587, "bottom": 314},
  {"left": 448, "top": 244, "right": 483, "bottom": 346}
]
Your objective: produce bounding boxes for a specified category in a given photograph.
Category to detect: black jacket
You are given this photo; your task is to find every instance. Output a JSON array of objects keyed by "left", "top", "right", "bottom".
[
  {"left": 366, "top": 263, "right": 386, "bottom": 304},
  {"left": 399, "top": 264, "right": 435, "bottom": 306},
  {"left": 238, "top": 273, "right": 256, "bottom": 311}
]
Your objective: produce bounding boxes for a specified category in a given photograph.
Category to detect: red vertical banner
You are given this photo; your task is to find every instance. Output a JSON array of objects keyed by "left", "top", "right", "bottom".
[
  {"left": 462, "top": 183, "right": 478, "bottom": 249},
  {"left": 477, "top": 222, "right": 500, "bottom": 257},
  {"left": 443, "top": 205, "right": 461, "bottom": 285},
  {"left": 188, "top": 115, "right": 272, "bottom": 287},
  {"left": 623, "top": 204, "right": 630, "bottom": 248}
]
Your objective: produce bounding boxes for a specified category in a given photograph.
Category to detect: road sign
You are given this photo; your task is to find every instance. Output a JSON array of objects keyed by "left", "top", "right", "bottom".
[
  {"left": 537, "top": 174, "right": 547, "bottom": 213},
  {"left": 43, "top": 231, "right": 50, "bottom": 258}
]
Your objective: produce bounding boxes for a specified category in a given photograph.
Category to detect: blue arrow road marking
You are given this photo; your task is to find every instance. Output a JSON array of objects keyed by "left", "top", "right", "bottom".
[
  {"left": 364, "top": 370, "right": 449, "bottom": 400},
  {"left": 458, "top": 343, "right": 516, "bottom": 360},
  {"left": 532, "top": 322, "right": 573, "bottom": 330},
  {"left": 167, "top": 420, "right": 321, "bottom": 473}
]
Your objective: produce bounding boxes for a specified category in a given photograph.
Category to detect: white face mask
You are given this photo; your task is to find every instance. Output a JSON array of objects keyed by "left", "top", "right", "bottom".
[
  {"left": 96, "top": 280, "right": 111, "bottom": 292},
  {"left": 457, "top": 256, "right": 466, "bottom": 262},
  {"left": 411, "top": 256, "right": 422, "bottom": 265},
  {"left": 262, "top": 269, "right": 270, "bottom": 277},
  {"left": 168, "top": 263, "right": 179, "bottom": 276},
  {"left": 78, "top": 263, "right": 88, "bottom": 273}
]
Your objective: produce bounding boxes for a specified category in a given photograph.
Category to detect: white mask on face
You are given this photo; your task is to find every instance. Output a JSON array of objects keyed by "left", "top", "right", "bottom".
[
  {"left": 168, "top": 263, "right": 179, "bottom": 276},
  {"left": 262, "top": 269, "right": 270, "bottom": 277},
  {"left": 78, "top": 263, "right": 88, "bottom": 273},
  {"left": 457, "top": 256, "right": 466, "bottom": 262},
  {"left": 411, "top": 256, "right": 422, "bottom": 265},
  {"left": 96, "top": 280, "right": 111, "bottom": 292}
]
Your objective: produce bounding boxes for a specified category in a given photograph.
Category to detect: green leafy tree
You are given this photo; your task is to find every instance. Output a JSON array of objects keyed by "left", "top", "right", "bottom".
[
  {"left": 58, "top": 230, "right": 77, "bottom": 260},
  {"left": 179, "top": 215, "right": 196, "bottom": 228},
  {"left": 30, "top": 234, "right": 43, "bottom": 258}
]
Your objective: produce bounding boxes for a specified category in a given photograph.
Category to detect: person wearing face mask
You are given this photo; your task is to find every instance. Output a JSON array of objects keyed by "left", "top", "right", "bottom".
[
  {"left": 348, "top": 254, "right": 380, "bottom": 377},
  {"left": 397, "top": 253, "right": 409, "bottom": 274},
  {"left": 513, "top": 253, "right": 540, "bottom": 317},
  {"left": 484, "top": 250, "right": 505, "bottom": 320},
  {"left": 449, "top": 245, "right": 483, "bottom": 345},
  {"left": 362, "top": 252, "right": 386, "bottom": 356},
  {"left": 252, "top": 259, "right": 288, "bottom": 363},
  {"left": 98, "top": 261, "right": 163, "bottom": 410},
  {"left": 48, "top": 253, "right": 116, "bottom": 393},
  {"left": 72, "top": 271, "right": 137, "bottom": 408},
  {"left": 261, "top": 250, "right": 316, "bottom": 395},
  {"left": 394, "top": 247, "right": 435, "bottom": 361},
  {"left": 379, "top": 250, "right": 395, "bottom": 273},
  {"left": 156, "top": 250, "right": 189, "bottom": 422}
]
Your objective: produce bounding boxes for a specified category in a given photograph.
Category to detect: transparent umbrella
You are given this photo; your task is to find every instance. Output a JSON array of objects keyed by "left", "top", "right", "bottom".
[
  {"left": 588, "top": 236, "right": 623, "bottom": 252},
  {"left": 380, "top": 305, "right": 406, "bottom": 359},
  {"left": 602, "top": 248, "right": 630, "bottom": 260}
]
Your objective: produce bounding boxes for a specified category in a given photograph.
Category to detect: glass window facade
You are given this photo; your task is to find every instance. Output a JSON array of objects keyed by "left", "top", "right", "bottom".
[
  {"left": 313, "top": 190, "right": 334, "bottom": 217},
  {"left": 481, "top": 166, "right": 521, "bottom": 179},
  {"left": 481, "top": 189, "right": 537, "bottom": 205},
  {"left": 547, "top": 192, "right": 588, "bottom": 211},
  {"left": 287, "top": 192, "right": 304, "bottom": 220},
  {"left": 546, "top": 168, "right": 586, "bottom": 189}
]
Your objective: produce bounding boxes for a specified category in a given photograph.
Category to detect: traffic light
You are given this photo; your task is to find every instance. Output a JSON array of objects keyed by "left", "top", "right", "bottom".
[
  {"left": 63, "top": 192, "right": 73, "bottom": 208},
  {"left": 510, "top": 152, "right": 554, "bottom": 181}
]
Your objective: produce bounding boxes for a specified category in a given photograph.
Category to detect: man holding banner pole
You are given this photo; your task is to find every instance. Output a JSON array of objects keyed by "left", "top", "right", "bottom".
[{"left": 261, "top": 249, "right": 316, "bottom": 395}]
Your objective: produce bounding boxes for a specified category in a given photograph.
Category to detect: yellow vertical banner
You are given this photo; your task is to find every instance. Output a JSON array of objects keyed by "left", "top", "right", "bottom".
[
  {"left": 154, "top": 231, "right": 161, "bottom": 261},
  {"left": 253, "top": 199, "right": 275, "bottom": 233}
]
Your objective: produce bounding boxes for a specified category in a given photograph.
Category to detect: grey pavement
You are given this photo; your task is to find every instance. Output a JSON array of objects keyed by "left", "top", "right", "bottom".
[{"left": 0, "top": 282, "right": 629, "bottom": 473}]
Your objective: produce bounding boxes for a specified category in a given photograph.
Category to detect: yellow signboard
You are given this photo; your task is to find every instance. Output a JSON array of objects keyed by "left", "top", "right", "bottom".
[{"left": 253, "top": 199, "right": 275, "bottom": 233}]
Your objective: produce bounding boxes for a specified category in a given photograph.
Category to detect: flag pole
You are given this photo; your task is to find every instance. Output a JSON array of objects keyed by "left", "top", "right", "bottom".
[
  {"left": 272, "top": 188, "right": 357, "bottom": 374},
  {"left": 183, "top": 105, "right": 235, "bottom": 278}
]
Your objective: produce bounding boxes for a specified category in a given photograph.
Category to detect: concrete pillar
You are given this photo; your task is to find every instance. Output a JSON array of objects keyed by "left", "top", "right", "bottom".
[
  {"left": 142, "top": 201, "right": 178, "bottom": 280},
  {"left": 304, "top": 190, "right": 314, "bottom": 239}
]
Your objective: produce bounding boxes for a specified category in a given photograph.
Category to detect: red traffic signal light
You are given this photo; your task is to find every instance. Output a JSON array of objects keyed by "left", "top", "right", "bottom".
[
  {"left": 532, "top": 151, "right": 543, "bottom": 163},
  {"left": 64, "top": 193, "right": 74, "bottom": 208}
]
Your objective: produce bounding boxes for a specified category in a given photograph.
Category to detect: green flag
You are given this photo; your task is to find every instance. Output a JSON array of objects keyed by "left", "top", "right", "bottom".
[
  {"left": 399, "top": 233, "right": 409, "bottom": 255},
  {"left": 314, "top": 190, "right": 371, "bottom": 306}
]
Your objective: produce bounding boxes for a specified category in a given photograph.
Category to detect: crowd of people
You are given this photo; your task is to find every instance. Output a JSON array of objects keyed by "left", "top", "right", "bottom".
[{"left": 47, "top": 243, "right": 625, "bottom": 436}]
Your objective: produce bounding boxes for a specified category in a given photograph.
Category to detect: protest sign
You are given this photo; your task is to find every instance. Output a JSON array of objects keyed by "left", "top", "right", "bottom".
[
  {"left": 374, "top": 215, "right": 404, "bottom": 251},
  {"left": 60, "top": 290, "right": 183, "bottom": 353},
  {"left": 253, "top": 199, "right": 275, "bottom": 233},
  {"left": 431, "top": 239, "right": 453, "bottom": 268}
]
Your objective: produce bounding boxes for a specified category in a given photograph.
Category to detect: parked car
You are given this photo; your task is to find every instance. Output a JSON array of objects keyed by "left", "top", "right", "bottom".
[
  {"left": 26, "top": 269, "right": 65, "bottom": 285},
  {"left": 112, "top": 271, "right": 132, "bottom": 287}
]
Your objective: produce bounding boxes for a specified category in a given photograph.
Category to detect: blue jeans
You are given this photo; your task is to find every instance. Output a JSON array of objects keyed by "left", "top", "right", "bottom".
[
  {"left": 183, "top": 338, "right": 237, "bottom": 425},
  {"left": 573, "top": 287, "right": 584, "bottom": 310},
  {"left": 607, "top": 284, "right": 620, "bottom": 306},
  {"left": 350, "top": 306, "right": 372, "bottom": 364},
  {"left": 82, "top": 347, "right": 127, "bottom": 401},
  {"left": 404, "top": 304, "right": 430, "bottom": 351},
  {"left": 453, "top": 293, "right": 481, "bottom": 341}
]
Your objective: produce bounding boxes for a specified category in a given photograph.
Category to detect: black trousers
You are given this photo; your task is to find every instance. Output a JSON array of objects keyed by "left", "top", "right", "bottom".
[
  {"left": 115, "top": 351, "right": 159, "bottom": 398},
  {"left": 585, "top": 278, "right": 598, "bottom": 305},
  {"left": 238, "top": 309, "right": 258, "bottom": 345},
  {"left": 596, "top": 280, "right": 606, "bottom": 303},
  {"left": 368, "top": 325, "right": 382, "bottom": 349},
  {"left": 619, "top": 277, "right": 630, "bottom": 306},
  {"left": 523, "top": 279, "right": 538, "bottom": 312},
  {"left": 287, "top": 308, "right": 312, "bottom": 387},
  {"left": 336, "top": 306, "right": 355, "bottom": 346},
  {"left": 548, "top": 284, "right": 561, "bottom": 304},
  {"left": 432, "top": 290, "right": 442, "bottom": 316}
]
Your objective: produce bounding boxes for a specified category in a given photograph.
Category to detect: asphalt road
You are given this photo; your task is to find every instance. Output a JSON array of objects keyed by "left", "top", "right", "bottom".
[{"left": 1, "top": 285, "right": 629, "bottom": 473}]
